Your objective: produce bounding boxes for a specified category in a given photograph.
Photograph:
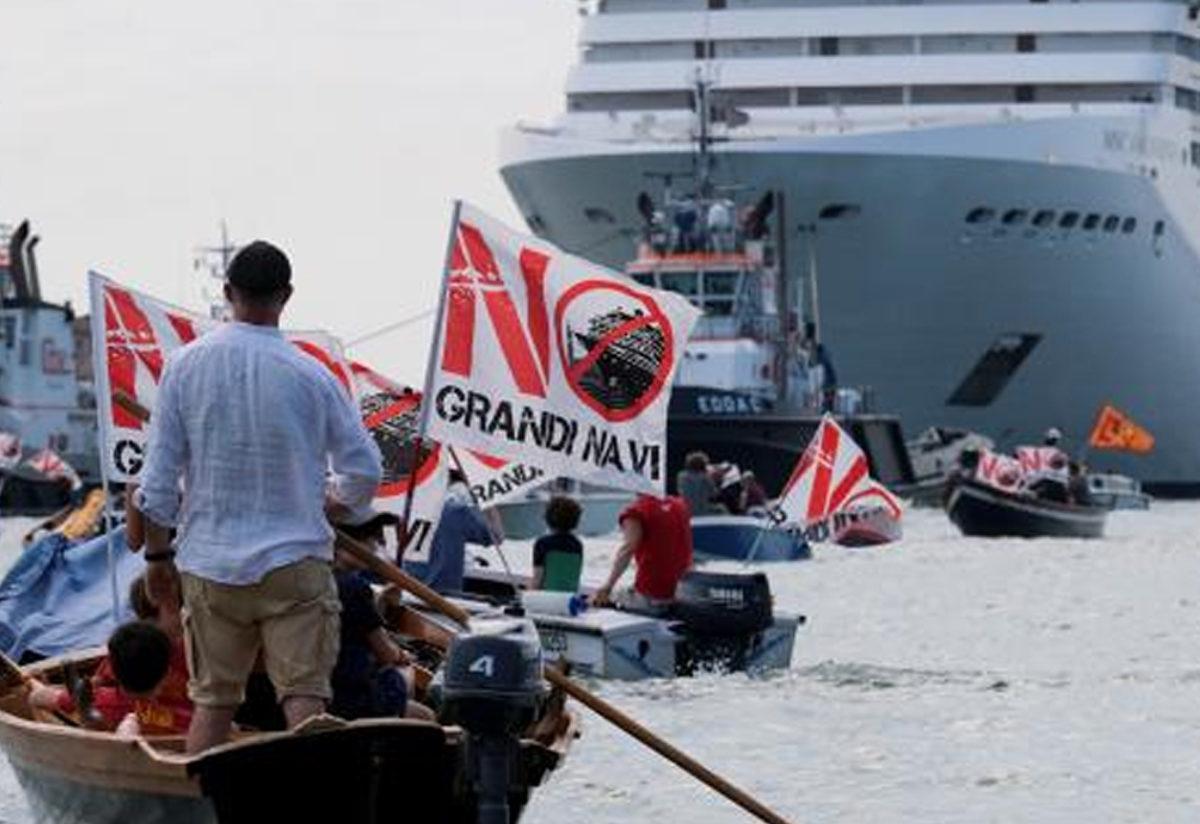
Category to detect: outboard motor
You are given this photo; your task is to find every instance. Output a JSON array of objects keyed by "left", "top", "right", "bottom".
[
  {"left": 672, "top": 571, "right": 774, "bottom": 674},
  {"left": 441, "top": 617, "right": 546, "bottom": 824}
]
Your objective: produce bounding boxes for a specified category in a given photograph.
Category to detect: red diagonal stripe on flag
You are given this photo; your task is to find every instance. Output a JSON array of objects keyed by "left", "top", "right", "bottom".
[
  {"left": 827, "top": 455, "right": 869, "bottom": 513},
  {"left": 806, "top": 421, "right": 839, "bottom": 521}
]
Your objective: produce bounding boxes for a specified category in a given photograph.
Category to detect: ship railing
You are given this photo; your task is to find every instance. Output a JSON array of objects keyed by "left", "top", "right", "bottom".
[
  {"left": 518, "top": 101, "right": 1147, "bottom": 144},
  {"left": 794, "top": 385, "right": 877, "bottom": 416}
]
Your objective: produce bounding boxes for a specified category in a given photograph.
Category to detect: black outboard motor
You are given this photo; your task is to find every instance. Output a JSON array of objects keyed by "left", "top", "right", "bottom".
[
  {"left": 441, "top": 618, "right": 545, "bottom": 824},
  {"left": 672, "top": 571, "right": 774, "bottom": 674}
]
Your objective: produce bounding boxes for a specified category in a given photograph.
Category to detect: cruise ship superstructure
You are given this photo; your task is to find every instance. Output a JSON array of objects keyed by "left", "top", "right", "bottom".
[{"left": 501, "top": 0, "right": 1200, "bottom": 491}]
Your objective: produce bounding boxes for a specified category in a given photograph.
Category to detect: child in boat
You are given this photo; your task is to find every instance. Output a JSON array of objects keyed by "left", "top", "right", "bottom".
[
  {"left": 27, "top": 620, "right": 192, "bottom": 736},
  {"left": 331, "top": 514, "right": 435, "bottom": 722},
  {"left": 530, "top": 496, "right": 583, "bottom": 592}
]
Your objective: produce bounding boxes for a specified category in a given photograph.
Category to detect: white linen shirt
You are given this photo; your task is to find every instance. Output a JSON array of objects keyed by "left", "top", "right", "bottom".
[{"left": 136, "top": 322, "right": 381, "bottom": 585}]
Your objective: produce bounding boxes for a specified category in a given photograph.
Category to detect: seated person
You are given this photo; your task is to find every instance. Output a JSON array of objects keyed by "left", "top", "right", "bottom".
[
  {"left": 28, "top": 620, "right": 192, "bottom": 736},
  {"left": 531, "top": 496, "right": 583, "bottom": 592},
  {"left": 332, "top": 514, "right": 435, "bottom": 722},
  {"left": 740, "top": 471, "right": 769, "bottom": 514},
  {"left": 593, "top": 494, "right": 693, "bottom": 615},
  {"left": 676, "top": 451, "right": 722, "bottom": 517}
]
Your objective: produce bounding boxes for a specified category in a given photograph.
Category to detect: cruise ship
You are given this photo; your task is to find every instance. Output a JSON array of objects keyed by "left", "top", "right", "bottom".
[{"left": 501, "top": 0, "right": 1200, "bottom": 493}]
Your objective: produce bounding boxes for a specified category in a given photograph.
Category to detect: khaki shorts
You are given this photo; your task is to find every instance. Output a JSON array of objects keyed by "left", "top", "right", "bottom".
[{"left": 181, "top": 557, "right": 340, "bottom": 709}]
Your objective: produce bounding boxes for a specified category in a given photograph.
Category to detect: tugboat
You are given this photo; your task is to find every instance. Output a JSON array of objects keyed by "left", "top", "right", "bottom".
[
  {"left": 0, "top": 221, "right": 98, "bottom": 514},
  {"left": 621, "top": 82, "right": 913, "bottom": 499}
]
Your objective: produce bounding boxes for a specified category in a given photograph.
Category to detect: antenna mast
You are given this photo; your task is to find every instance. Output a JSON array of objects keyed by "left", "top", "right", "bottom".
[{"left": 193, "top": 220, "right": 238, "bottom": 320}]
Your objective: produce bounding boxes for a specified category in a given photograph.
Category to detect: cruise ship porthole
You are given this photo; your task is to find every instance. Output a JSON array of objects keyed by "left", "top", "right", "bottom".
[
  {"left": 1032, "top": 210, "right": 1056, "bottom": 228},
  {"left": 1082, "top": 214, "right": 1101, "bottom": 230},
  {"left": 1059, "top": 212, "right": 1080, "bottom": 229},
  {"left": 1001, "top": 209, "right": 1027, "bottom": 225},
  {"left": 1121, "top": 217, "right": 1138, "bottom": 234},
  {"left": 965, "top": 208, "right": 994, "bottom": 223},
  {"left": 1102, "top": 215, "right": 1120, "bottom": 232}
]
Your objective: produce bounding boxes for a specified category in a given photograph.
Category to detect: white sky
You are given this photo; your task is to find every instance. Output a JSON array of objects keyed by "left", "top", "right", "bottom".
[{"left": 0, "top": 0, "right": 579, "bottom": 384}]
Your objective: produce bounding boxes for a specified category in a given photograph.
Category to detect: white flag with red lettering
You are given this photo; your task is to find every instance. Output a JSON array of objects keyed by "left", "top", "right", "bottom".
[
  {"left": 89, "top": 271, "right": 357, "bottom": 483},
  {"left": 777, "top": 414, "right": 903, "bottom": 527},
  {"left": 974, "top": 448, "right": 1026, "bottom": 493},
  {"left": 421, "top": 202, "right": 700, "bottom": 494}
]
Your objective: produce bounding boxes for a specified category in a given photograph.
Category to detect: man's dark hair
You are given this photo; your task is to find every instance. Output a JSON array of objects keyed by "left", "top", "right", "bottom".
[
  {"left": 544, "top": 495, "right": 582, "bottom": 532},
  {"left": 108, "top": 621, "right": 172, "bottom": 696},
  {"left": 227, "top": 240, "right": 291, "bottom": 299}
]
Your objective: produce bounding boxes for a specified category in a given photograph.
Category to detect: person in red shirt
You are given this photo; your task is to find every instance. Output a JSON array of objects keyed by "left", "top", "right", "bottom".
[
  {"left": 28, "top": 620, "right": 192, "bottom": 736},
  {"left": 593, "top": 494, "right": 693, "bottom": 614}
]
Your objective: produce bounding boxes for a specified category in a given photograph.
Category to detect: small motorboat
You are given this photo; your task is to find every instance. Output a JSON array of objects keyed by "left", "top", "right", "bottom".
[
  {"left": 1079, "top": 472, "right": 1152, "bottom": 511},
  {"left": 830, "top": 507, "right": 903, "bottom": 547},
  {"left": 451, "top": 569, "right": 804, "bottom": 681},
  {"left": 0, "top": 613, "right": 576, "bottom": 824},
  {"left": 946, "top": 477, "right": 1108, "bottom": 539},
  {"left": 690, "top": 514, "right": 811, "bottom": 562}
]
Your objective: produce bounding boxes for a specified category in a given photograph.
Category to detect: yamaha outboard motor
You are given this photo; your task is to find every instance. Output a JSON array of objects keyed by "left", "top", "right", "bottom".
[
  {"left": 673, "top": 570, "right": 774, "bottom": 674},
  {"left": 441, "top": 617, "right": 545, "bottom": 824}
]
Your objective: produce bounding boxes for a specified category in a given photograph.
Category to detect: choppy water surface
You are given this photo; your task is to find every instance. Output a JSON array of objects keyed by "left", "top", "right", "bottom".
[{"left": 3, "top": 505, "right": 1199, "bottom": 823}]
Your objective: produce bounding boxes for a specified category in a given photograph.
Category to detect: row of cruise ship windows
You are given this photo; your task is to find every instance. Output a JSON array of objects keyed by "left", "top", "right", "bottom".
[
  {"left": 568, "top": 83, "right": 1166, "bottom": 112},
  {"left": 583, "top": 33, "right": 1200, "bottom": 63},
  {"left": 964, "top": 207, "right": 1165, "bottom": 237}
]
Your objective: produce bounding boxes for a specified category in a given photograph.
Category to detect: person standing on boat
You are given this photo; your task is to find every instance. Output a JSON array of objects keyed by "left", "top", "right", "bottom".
[
  {"left": 404, "top": 468, "right": 498, "bottom": 595},
  {"left": 136, "top": 241, "right": 382, "bottom": 754},
  {"left": 593, "top": 494, "right": 693, "bottom": 615}
]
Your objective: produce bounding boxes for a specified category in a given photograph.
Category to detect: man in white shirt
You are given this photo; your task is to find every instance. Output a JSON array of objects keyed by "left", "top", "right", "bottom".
[{"left": 137, "top": 241, "right": 381, "bottom": 754}]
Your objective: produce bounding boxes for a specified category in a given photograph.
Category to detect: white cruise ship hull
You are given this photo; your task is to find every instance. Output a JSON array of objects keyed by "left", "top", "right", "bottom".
[{"left": 501, "top": 113, "right": 1200, "bottom": 490}]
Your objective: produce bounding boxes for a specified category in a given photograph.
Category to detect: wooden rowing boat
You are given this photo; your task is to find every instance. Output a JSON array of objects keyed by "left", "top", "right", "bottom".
[{"left": 0, "top": 592, "right": 577, "bottom": 824}]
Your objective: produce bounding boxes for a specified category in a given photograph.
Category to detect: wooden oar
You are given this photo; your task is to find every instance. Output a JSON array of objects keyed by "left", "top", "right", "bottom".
[
  {"left": 335, "top": 531, "right": 794, "bottom": 824},
  {"left": 334, "top": 532, "right": 470, "bottom": 629}
]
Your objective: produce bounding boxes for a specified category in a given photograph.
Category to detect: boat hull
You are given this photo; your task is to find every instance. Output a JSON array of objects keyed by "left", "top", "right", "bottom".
[
  {"left": 833, "top": 508, "right": 903, "bottom": 547},
  {"left": 9, "top": 764, "right": 211, "bottom": 824},
  {"left": 691, "top": 515, "right": 811, "bottom": 562},
  {"left": 946, "top": 479, "right": 1107, "bottom": 539}
]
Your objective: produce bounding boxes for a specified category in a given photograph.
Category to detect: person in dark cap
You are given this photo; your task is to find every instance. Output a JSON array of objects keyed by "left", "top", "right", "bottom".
[{"left": 137, "top": 239, "right": 382, "bottom": 753}]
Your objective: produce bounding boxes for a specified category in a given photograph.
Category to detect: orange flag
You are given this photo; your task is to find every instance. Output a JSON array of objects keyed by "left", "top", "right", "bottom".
[{"left": 1088, "top": 404, "right": 1155, "bottom": 453}]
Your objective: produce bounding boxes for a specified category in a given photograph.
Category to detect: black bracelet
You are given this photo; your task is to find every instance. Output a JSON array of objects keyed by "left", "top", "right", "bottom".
[{"left": 144, "top": 550, "right": 176, "bottom": 563}]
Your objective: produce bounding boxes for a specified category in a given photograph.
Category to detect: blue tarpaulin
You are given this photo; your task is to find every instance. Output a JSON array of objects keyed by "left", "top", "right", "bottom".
[{"left": 0, "top": 527, "right": 142, "bottom": 661}]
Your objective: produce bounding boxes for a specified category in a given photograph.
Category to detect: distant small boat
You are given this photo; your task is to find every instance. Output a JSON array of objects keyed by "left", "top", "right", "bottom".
[
  {"left": 690, "top": 515, "right": 811, "bottom": 562},
  {"left": 831, "top": 507, "right": 903, "bottom": 547},
  {"left": 946, "top": 477, "right": 1107, "bottom": 539},
  {"left": 1079, "top": 472, "right": 1152, "bottom": 511}
]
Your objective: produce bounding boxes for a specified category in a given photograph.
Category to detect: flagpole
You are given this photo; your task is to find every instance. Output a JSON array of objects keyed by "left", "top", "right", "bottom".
[
  {"left": 1077, "top": 405, "right": 1106, "bottom": 468},
  {"left": 416, "top": 199, "right": 463, "bottom": 440},
  {"left": 88, "top": 273, "right": 123, "bottom": 623}
]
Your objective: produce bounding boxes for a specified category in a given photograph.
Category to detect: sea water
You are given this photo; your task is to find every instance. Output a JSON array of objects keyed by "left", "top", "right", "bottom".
[{"left": 2, "top": 505, "right": 1198, "bottom": 823}]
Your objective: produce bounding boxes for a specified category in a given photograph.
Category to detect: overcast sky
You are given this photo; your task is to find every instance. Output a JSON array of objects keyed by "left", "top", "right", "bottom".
[{"left": 0, "top": 0, "right": 578, "bottom": 383}]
